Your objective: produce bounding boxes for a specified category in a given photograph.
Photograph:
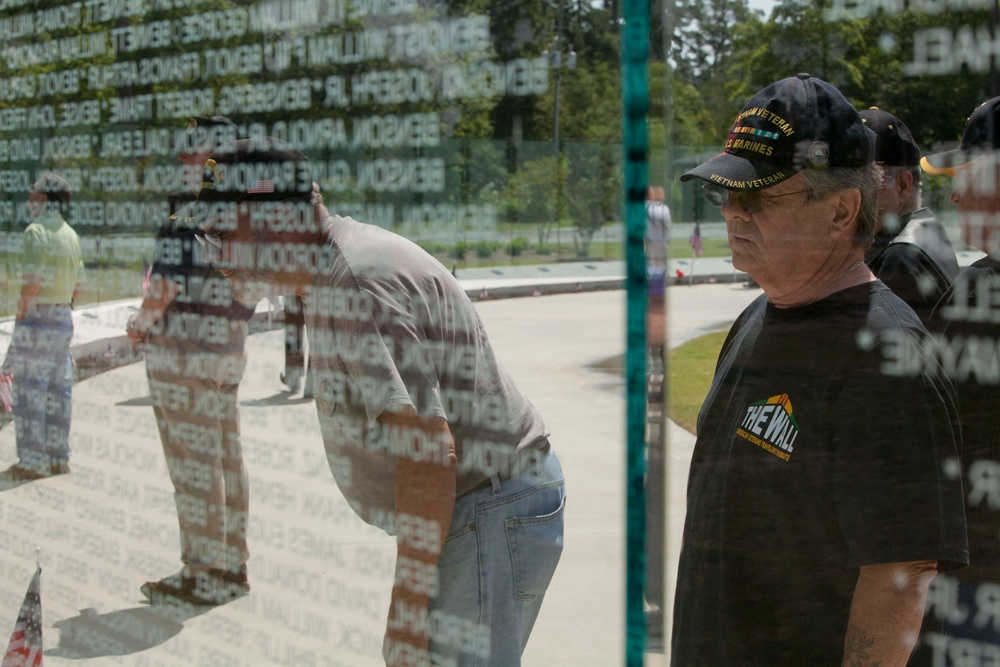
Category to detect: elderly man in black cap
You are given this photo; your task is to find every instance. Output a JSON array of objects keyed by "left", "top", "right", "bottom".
[
  {"left": 909, "top": 96, "right": 1000, "bottom": 664},
  {"left": 197, "top": 136, "right": 564, "bottom": 667},
  {"left": 670, "top": 74, "right": 967, "bottom": 666},
  {"left": 859, "top": 107, "right": 959, "bottom": 323}
]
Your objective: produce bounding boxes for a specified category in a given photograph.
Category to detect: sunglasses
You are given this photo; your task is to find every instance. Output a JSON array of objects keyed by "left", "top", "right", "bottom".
[
  {"left": 702, "top": 183, "right": 807, "bottom": 214},
  {"left": 194, "top": 230, "right": 239, "bottom": 262},
  {"left": 197, "top": 231, "right": 225, "bottom": 250}
]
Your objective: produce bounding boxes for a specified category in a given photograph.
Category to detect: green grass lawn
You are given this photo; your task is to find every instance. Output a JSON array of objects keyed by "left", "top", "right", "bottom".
[
  {"left": 556, "top": 236, "right": 731, "bottom": 261},
  {"left": 0, "top": 229, "right": 734, "bottom": 318},
  {"left": 588, "top": 328, "right": 730, "bottom": 435},
  {"left": 667, "top": 330, "right": 728, "bottom": 434},
  {"left": 415, "top": 234, "right": 731, "bottom": 274},
  {"left": 669, "top": 237, "right": 730, "bottom": 260}
]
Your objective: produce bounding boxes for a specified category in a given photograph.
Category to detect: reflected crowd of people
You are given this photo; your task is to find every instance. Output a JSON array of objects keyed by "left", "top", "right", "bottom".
[
  {"left": 3, "top": 119, "right": 566, "bottom": 666},
  {"left": 4, "top": 83, "right": 1000, "bottom": 667}
]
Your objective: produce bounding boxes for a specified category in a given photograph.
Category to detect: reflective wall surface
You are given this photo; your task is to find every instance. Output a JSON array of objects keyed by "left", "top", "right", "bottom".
[
  {"left": 2, "top": 0, "right": 1000, "bottom": 665},
  {"left": 0, "top": 2, "right": 629, "bottom": 665}
]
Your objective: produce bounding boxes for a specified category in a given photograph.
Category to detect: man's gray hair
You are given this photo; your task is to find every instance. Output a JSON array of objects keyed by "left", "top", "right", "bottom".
[
  {"left": 799, "top": 163, "right": 882, "bottom": 249},
  {"left": 881, "top": 165, "right": 923, "bottom": 213}
]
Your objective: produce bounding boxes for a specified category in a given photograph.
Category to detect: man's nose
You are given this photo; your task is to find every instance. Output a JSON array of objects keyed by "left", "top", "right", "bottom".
[
  {"left": 721, "top": 197, "right": 750, "bottom": 218},
  {"left": 950, "top": 189, "right": 962, "bottom": 205}
]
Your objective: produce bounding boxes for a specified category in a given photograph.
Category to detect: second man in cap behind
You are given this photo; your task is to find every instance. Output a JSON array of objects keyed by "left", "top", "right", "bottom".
[{"left": 860, "top": 106, "right": 960, "bottom": 323}]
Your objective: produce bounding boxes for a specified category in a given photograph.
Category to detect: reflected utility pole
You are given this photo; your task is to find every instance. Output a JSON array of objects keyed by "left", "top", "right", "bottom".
[
  {"left": 992, "top": 0, "right": 999, "bottom": 97},
  {"left": 661, "top": 0, "right": 675, "bottom": 197},
  {"left": 544, "top": 0, "right": 576, "bottom": 257}
]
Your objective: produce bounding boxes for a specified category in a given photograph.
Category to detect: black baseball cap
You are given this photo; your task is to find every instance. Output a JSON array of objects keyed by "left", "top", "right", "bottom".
[
  {"left": 922, "top": 96, "right": 1000, "bottom": 176},
  {"left": 190, "top": 115, "right": 238, "bottom": 131},
  {"left": 681, "top": 73, "right": 875, "bottom": 191},
  {"left": 859, "top": 107, "right": 920, "bottom": 166},
  {"left": 198, "top": 136, "right": 313, "bottom": 202}
]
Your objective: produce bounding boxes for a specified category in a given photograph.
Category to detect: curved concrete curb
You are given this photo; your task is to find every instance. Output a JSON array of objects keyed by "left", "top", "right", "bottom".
[{"left": 71, "top": 311, "right": 285, "bottom": 383}]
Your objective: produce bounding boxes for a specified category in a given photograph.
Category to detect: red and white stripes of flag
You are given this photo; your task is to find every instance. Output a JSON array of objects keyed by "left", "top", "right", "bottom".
[{"left": 3, "top": 567, "right": 43, "bottom": 667}]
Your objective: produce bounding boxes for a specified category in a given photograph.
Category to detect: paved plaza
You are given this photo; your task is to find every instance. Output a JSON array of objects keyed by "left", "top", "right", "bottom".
[{"left": 0, "top": 274, "right": 780, "bottom": 665}]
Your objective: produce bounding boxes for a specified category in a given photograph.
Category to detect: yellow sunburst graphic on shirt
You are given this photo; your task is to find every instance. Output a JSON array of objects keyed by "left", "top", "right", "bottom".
[{"left": 734, "top": 394, "right": 800, "bottom": 461}]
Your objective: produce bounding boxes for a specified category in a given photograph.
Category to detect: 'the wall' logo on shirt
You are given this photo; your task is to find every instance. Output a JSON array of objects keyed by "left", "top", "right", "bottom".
[{"left": 735, "top": 394, "right": 800, "bottom": 462}]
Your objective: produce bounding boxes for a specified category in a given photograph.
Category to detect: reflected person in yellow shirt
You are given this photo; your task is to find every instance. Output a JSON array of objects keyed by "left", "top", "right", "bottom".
[{"left": 7, "top": 172, "right": 85, "bottom": 479}]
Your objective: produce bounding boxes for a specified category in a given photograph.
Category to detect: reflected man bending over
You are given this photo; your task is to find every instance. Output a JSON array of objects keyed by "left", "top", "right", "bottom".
[{"left": 199, "top": 137, "right": 565, "bottom": 667}]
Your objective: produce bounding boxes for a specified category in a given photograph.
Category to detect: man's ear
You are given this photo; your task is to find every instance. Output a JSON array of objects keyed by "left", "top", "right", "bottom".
[
  {"left": 896, "top": 169, "right": 915, "bottom": 201},
  {"left": 829, "top": 189, "right": 862, "bottom": 238}
]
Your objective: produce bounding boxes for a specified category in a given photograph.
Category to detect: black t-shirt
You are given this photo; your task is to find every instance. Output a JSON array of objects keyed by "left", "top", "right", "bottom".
[
  {"left": 147, "top": 211, "right": 255, "bottom": 355},
  {"left": 865, "top": 209, "right": 960, "bottom": 324},
  {"left": 928, "top": 257, "right": 1000, "bottom": 582},
  {"left": 671, "top": 281, "right": 968, "bottom": 667}
]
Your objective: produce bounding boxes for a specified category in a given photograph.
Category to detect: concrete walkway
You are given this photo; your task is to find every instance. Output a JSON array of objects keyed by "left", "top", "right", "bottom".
[{"left": 0, "top": 245, "right": 975, "bottom": 666}]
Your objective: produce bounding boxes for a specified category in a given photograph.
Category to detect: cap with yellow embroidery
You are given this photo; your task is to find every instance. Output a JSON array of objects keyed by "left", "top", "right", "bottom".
[
  {"left": 198, "top": 136, "right": 312, "bottom": 202},
  {"left": 921, "top": 96, "right": 1000, "bottom": 176},
  {"left": 681, "top": 73, "right": 875, "bottom": 192},
  {"left": 859, "top": 107, "right": 920, "bottom": 167}
]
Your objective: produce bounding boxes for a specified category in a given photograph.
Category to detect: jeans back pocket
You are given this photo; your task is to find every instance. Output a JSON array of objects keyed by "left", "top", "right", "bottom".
[{"left": 505, "top": 493, "right": 566, "bottom": 602}]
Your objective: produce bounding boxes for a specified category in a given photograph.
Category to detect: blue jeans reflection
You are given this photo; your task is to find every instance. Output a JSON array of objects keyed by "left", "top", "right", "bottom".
[{"left": 10, "top": 304, "right": 74, "bottom": 473}]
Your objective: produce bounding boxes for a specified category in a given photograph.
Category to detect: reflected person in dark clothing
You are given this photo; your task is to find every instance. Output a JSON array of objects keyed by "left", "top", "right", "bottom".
[
  {"left": 125, "top": 115, "right": 255, "bottom": 606},
  {"left": 279, "top": 293, "right": 310, "bottom": 395},
  {"left": 860, "top": 107, "right": 960, "bottom": 323},
  {"left": 912, "top": 96, "right": 1000, "bottom": 664}
]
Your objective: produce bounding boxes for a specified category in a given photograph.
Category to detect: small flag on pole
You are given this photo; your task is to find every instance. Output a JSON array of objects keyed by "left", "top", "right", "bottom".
[
  {"left": 3, "top": 566, "right": 43, "bottom": 667},
  {"left": 688, "top": 222, "right": 704, "bottom": 257},
  {"left": 141, "top": 255, "right": 151, "bottom": 297},
  {"left": 247, "top": 179, "right": 274, "bottom": 194},
  {"left": 0, "top": 371, "right": 13, "bottom": 432},
  {"left": 0, "top": 372, "right": 12, "bottom": 414}
]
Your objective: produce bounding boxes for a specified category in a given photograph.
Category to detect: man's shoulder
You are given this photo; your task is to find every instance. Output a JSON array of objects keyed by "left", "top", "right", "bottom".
[
  {"left": 858, "top": 282, "right": 930, "bottom": 339},
  {"left": 20, "top": 222, "right": 49, "bottom": 249},
  {"left": 716, "top": 294, "right": 762, "bottom": 336},
  {"left": 875, "top": 241, "right": 939, "bottom": 272},
  {"left": 892, "top": 209, "right": 957, "bottom": 259},
  {"left": 965, "top": 255, "right": 1000, "bottom": 274},
  {"left": 714, "top": 295, "right": 768, "bottom": 355},
  {"left": 57, "top": 220, "right": 81, "bottom": 242},
  {"left": 327, "top": 215, "right": 455, "bottom": 283},
  {"left": 896, "top": 217, "right": 945, "bottom": 246},
  {"left": 936, "top": 259, "right": 1000, "bottom": 310},
  {"left": 908, "top": 206, "right": 940, "bottom": 225},
  {"left": 873, "top": 215, "right": 958, "bottom": 284},
  {"left": 739, "top": 292, "right": 769, "bottom": 318},
  {"left": 327, "top": 214, "right": 400, "bottom": 253}
]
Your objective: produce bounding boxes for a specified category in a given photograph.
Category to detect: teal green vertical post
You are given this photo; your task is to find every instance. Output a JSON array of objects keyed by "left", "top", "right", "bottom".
[{"left": 621, "top": 0, "right": 649, "bottom": 664}]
